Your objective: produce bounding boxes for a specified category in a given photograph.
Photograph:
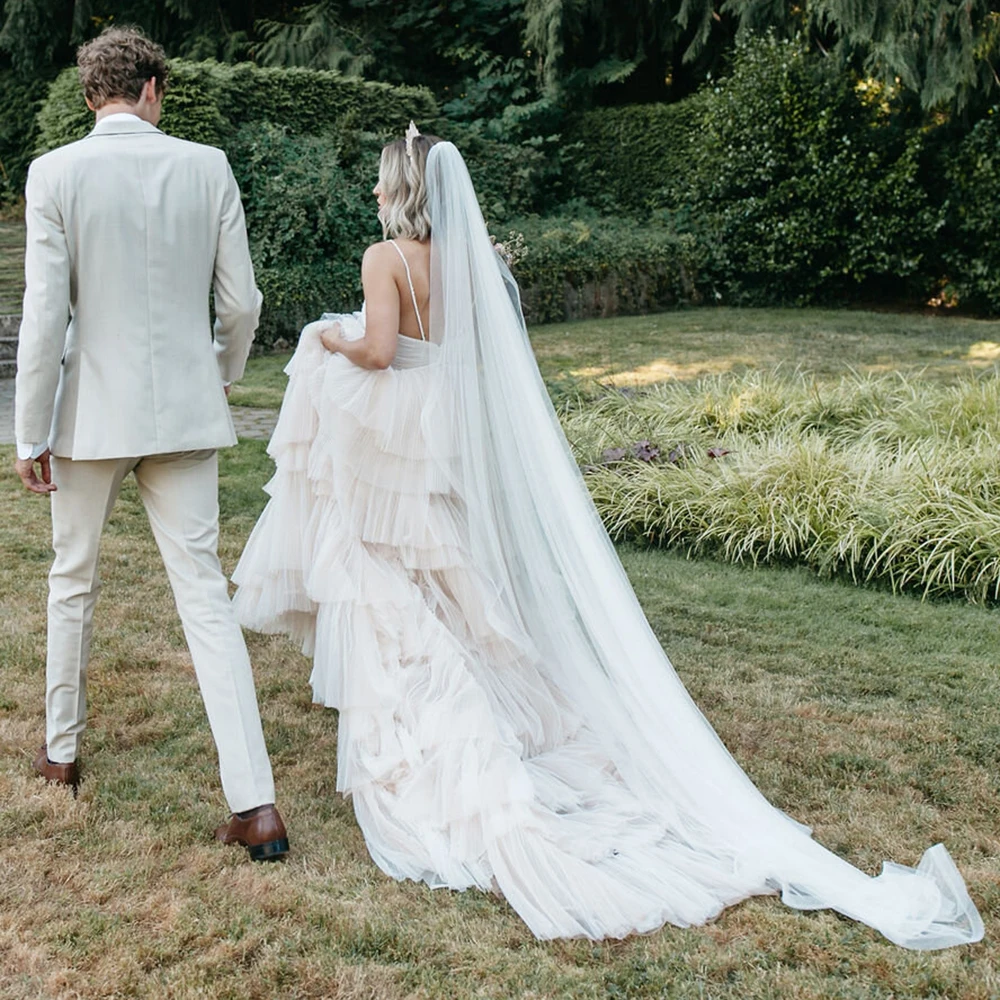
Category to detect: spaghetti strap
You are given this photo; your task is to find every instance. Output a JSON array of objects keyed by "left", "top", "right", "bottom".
[{"left": 388, "top": 240, "right": 427, "bottom": 341}]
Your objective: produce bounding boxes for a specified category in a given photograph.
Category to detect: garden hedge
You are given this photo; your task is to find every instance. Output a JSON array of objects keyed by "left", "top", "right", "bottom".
[
  {"left": 565, "top": 35, "right": 944, "bottom": 308},
  {"left": 21, "top": 38, "right": 992, "bottom": 327},
  {"left": 226, "top": 123, "right": 382, "bottom": 348},
  {"left": 508, "top": 215, "right": 708, "bottom": 325},
  {"left": 35, "top": 60, "right": 438, "bottom": 153},
  {"left": 564, "top": 95, "right": 708, "bottom": 214},
  {"left": 31, "top": 60, "right": 696, "bottom": 339},
  {"left": 941, "top": 106, "right": 1000, "bottom": 314}
]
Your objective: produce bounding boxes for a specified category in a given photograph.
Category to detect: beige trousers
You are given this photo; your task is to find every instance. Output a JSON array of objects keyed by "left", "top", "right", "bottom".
[{"left": 46, "top": 449, "right": 275, "bottom": 813}]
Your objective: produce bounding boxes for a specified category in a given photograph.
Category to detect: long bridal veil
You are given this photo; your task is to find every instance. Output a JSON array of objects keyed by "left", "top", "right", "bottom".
[{"left": 421, "top": 140, "right": 983, "bottom": 949}]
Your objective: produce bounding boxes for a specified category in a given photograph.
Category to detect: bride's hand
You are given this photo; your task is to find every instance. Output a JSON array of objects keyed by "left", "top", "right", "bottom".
[{"left": 319, "top": 321, "right": 343, "bottom": 352}]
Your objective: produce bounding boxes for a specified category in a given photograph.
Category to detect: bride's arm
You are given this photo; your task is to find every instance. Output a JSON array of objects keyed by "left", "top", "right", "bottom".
[{"left": 320, "top": 243, "right": 399, "bottom": 370}]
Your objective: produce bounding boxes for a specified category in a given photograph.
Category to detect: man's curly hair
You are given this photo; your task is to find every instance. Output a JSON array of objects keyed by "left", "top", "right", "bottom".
[{"left": 77, "top": 26, "right": 169, "bottom": 109}]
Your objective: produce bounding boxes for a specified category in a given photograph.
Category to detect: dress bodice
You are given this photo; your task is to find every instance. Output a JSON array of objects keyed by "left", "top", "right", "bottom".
[{"left": 392, "top": 333, "right": 435, "bottom": 370}]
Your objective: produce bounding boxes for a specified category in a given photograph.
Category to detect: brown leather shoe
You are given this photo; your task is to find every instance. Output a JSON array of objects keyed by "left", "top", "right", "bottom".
[
  {"left": 33, "top": 745, "right": 80, "bottom": 791},
  {"left": 215, "top": 804, "right": 289, "bottom": 862}
]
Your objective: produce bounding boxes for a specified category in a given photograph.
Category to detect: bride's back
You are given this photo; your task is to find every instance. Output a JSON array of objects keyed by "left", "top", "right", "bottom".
[{"left": 388, "top": 237, "right": 431, "bottom": 341}]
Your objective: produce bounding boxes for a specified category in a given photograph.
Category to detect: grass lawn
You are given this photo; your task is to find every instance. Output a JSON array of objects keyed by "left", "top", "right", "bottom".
[
  {"left": 2, "top": 308, "right": 999, "bottom": 997},
  {"left": 231, "top": 306, "right": 1000, "bottom": 410},
  {"left": 529, "top": 307, "right": 1000, "bottom": 385}
]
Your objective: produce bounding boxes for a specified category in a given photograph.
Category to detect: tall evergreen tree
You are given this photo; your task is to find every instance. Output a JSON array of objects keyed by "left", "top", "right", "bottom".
[
  {"left": 809, "top": 0, "right": 1000, "bottom": 110},
  {"left": 255, "top": 0, "right": 371, "bottom": 75},
  {"left": 2, "top": 0, "right": 998, "bottom": 113},
  {"left": 717, "top": 0, "right": 1000, "bottom": 110}
]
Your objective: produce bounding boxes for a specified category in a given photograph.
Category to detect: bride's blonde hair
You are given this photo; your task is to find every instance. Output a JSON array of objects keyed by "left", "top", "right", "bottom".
[{"left": 378, "top": 133, "right": 440, "bottom": 241}]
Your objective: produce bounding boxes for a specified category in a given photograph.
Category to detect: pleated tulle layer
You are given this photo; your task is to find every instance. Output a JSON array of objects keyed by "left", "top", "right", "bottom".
[{"left": 232, "top": 320, "right": 984, "bottom": 947}]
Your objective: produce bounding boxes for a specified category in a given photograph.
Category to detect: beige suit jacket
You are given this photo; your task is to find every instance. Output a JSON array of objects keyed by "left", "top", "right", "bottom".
[{"left": 15, "top": 116, "right": 262, "bottom": 460}]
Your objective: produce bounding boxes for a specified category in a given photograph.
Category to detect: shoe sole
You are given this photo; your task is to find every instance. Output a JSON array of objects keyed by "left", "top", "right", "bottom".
[{"left": 249, "top": 837, "right": 290, "bottom": 862}]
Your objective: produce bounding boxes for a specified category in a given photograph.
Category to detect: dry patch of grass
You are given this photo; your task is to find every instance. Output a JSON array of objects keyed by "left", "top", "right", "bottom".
[{"left": 1, "top": 441, "right": 997, "bottom": 999}]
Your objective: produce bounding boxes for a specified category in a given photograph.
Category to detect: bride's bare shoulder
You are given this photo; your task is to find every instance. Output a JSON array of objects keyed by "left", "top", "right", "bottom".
[
  {"left": 363, "top": 240, "right": 398, "bottom": 264},
  {"left": 363, "top": 239, "right": 430, "bottom": 273},
  {"left": 361, "top": 241, "right": 403, "bottom": 278}
]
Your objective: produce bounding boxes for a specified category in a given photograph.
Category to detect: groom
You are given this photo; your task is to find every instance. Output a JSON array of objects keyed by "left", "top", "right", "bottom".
[{"left": 13, "top": 26, "right": 289, "bottom": 861}]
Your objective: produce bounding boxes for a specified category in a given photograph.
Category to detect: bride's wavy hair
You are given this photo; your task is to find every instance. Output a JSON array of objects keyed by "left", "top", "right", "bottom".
[{"left": 378, "top": 133, "right": 441, "bottom": 241}]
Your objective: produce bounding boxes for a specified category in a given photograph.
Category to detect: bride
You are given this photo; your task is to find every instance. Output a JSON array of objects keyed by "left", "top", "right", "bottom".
[{"left": 232, "top": 126, "right": 983, "bottom": 948}]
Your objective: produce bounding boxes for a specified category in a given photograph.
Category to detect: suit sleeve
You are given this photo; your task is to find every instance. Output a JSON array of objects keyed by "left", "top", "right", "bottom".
[
  {"left": 212, "top": 156, "right": 262, "bottom": 384},
  {"left": 14, "top": 161, "right": 71, "bottom": 447}
]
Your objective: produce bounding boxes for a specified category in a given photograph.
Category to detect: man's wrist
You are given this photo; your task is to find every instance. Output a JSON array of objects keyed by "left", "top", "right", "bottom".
[{"left": 17, "top": 441, "right": 48, "bottom": 461}]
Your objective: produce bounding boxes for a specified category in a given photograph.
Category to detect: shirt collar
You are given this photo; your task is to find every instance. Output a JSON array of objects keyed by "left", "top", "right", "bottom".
[
  {"left": 98, "top": 112, "right": 145, "bottom": 125},
  {"left": 89, "top": 114, "right": 162, "bottom": 137}
]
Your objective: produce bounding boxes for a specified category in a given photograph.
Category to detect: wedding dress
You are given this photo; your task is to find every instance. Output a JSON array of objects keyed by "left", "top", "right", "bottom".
[{"left": 232, "top": 142, "right": 983, "bottom": 948}]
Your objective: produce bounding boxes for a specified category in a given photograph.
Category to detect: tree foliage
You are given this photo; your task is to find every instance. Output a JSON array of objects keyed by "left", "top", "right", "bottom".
[
  {"left": 719, "top": 0, "right": 1000, "bottom": 111},
  {"left": 2, "top": 0, "right": 999, "bottom": 114},
  {"left": 255, "top": 0, "right": 371, "bottom": 76},
  {"left": 811, "top": 0, "right": 1000, "bottom": 111},
  {"left": 524, "top": 0, "right": 735, "bottom": 103}
]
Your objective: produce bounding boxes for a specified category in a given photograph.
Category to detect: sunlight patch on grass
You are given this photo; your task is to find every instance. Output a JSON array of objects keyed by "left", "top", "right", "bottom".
[
  {"left": 571, "top": 356, "right": 748, "bottom": 385},
  {"left": 966, "top": 340, "right": 1000, "bottom": 361}
]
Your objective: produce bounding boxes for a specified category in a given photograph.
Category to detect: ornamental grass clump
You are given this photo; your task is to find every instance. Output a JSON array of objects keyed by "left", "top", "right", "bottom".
[{"left": 565, "top": 371, "right": 1000, "bottom": 601}]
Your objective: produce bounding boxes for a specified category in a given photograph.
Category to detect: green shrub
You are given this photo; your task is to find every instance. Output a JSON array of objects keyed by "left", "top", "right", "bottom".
[
  {"left": 0, "top": 70, "right": 49, "bottom": 204},
  {"left": 566, "top": 370, "right": 1000, "bottom": 602},
  {"left": 440, "top": 122, "right": 561, "bottom": 222},
  {"left": 564, "top": 95, "right": 710, "bottom": 214},
  {"left": 564, "top": 36, "right": 943, "bottom": 306},
  {"left": 228, "top": 123, "right": 383, "bottom": 350},
  {"left": 941, "top": 106, "right": 1000, "bottom": 313},
  {"left": 680, "top": 34, "right": 942, "bottom": 305},
  {"left": 35, "top": 60, "right": 438, "bottom": 153},
  {"left": 507, "top": 214, "right": 709, "bottom": 325}
]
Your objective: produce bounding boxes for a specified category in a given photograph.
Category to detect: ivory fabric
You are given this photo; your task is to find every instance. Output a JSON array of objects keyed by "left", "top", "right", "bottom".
[
  {"left": 16, "top": 114, "right": 275, "bottom": 813},
  {"left": 15, "top": 115, "right": 262, "bottom": 460},
  {"left": 47, "top": 450, "right": 275, "bottom": 812}
]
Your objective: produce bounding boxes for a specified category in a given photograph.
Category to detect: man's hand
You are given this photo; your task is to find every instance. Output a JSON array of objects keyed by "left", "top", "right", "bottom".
[{"left": 14, "top": 450, "right": 57, "bottom": 494}]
